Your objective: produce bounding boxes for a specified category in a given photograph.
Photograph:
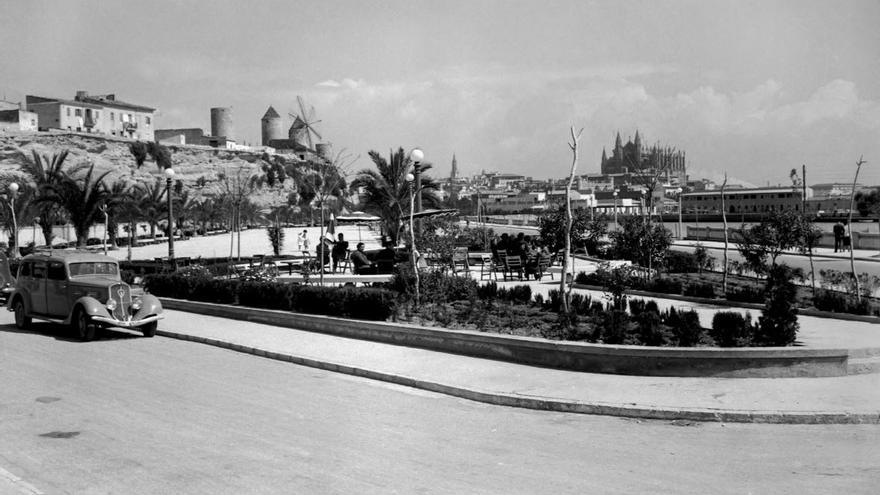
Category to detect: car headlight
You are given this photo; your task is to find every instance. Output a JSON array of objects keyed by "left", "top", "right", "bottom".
[
  {"left": 106, "top": 299, "right": 117, "bottom": 311},
  {"left": 131, "top": 298, "right": 142, "bottom": 311}
]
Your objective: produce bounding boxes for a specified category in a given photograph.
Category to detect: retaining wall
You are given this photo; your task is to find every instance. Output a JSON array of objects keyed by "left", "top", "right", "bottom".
[{"left": 160, "top": 298, "right": 853, "bottom": 378}]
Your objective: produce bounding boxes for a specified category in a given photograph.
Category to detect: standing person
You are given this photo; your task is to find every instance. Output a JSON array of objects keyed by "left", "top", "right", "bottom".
[
  {"left": 300, "top": 230, "right": 310, "bottom": 252},
  {"left": 833, "top": 220, "right": 844, "bottom": 253},
  {"left": 841, "top": 220, "right": 851, "bottom": 252},
  {"left": 331, "top": 233, "right": 349, "bottom": 273}
]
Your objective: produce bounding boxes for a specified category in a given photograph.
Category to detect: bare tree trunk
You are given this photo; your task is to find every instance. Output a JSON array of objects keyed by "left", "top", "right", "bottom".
[
  {"left": 560, "top": 126, "right": 583, "bottom": 313},
  {"left": 721, "top": 173, "right": 729, "bottom": 293},
  {"left": 848, "top": 156, "right": 865, "bottom": 302}
]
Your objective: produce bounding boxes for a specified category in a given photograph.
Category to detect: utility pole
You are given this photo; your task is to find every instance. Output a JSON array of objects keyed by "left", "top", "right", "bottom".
[{"left": 848, "top": 156, "right": 866, "bottom": 302}]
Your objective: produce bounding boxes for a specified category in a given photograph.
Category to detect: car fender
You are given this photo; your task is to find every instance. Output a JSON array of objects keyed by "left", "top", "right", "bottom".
[
  {"left": 6, "top": 289, "right": 30, "bottom": 312},
  {"left": 134, "top": 293, "right": 163, "bottom": 319},
  {"left": 71, "top": 296, "right": 113, "bottom": 320}
]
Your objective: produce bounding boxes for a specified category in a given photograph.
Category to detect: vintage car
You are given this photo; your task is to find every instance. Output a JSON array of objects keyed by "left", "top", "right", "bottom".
[{"left": 6, "top": 251, "right": 163, "bottom": 341}]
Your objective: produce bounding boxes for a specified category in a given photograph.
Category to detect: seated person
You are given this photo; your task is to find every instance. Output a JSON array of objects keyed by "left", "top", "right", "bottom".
[
  {"left": 375, "top": 241, "right": 397, "bottom": 274},
  {"left": 331, "top": 233, "right": 349, "bottom": 273},
  {"left": 315, "top": 238, "right": 332, "bottom": 271},
  {"left": 350, "top": 243, "right": 377, "bottom": 274}
]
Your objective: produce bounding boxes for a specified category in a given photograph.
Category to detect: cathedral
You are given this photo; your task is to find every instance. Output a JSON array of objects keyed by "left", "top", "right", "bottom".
[{"left": 600, "top": 131, "right": 686, "bottom": 184}]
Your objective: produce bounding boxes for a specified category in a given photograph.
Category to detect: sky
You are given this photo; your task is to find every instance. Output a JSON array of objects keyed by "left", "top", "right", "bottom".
[{"left": 1, "top": 0, "right": 879, "bottom": 186}]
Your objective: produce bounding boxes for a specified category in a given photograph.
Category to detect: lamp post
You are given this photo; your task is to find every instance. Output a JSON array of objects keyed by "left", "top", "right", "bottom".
[
  {"left": 612, "top": 188, "right": 619, "bottom": 231},
  {"left": 409, "top": 148, "right": 424, "bottom": 214},
  {"left": 406, "top": 172, "right": 420, "bottom": 307},
  {"left": 100, "top": 203, "right": 108, "bottom": 255},
  {"left": 164, "top": 167, "right": 175, "bottom": 266},
  {"left": 7, "top": 182, "right": 18, "bottom": 258},
  {"left": 675, "top": 188, "right": 683, "bottom": 239}
]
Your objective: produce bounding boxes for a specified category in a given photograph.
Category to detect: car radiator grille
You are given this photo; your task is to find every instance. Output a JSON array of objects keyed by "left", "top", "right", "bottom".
[{"left": 109, "top": 283, "right": 132, "bottom": 320}]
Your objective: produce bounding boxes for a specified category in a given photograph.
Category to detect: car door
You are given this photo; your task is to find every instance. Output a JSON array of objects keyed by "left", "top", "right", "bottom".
[
  {"left": 46, "top": 261, "right": 70, "bottom": 317},
  {"left": 29, "top": 261, "right": 48, "bottom": 314}
]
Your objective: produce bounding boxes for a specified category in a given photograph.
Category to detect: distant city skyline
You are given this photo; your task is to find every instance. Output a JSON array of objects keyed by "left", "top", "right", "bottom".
[{"left": 1, "top": 0, "right": 878, "bottom": 186}]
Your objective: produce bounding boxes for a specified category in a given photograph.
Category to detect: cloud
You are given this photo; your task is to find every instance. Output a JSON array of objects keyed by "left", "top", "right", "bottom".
[{"left": 245, "top": 64, "right": 880, "bottom": 183}]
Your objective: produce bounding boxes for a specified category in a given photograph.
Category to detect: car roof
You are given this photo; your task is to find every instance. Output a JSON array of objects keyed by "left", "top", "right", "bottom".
[{"left": 20, "top": 250, "right": 120, "bottom": 264}]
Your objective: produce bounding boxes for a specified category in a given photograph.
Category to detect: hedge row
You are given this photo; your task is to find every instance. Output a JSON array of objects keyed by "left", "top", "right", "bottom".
[{"left": 143, "top": 274, "right": 397, "bottom": 321}]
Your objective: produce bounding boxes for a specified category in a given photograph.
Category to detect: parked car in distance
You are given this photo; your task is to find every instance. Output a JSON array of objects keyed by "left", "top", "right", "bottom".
[
  {"left": 0, "top": 252, "right": 15, "bottom": 303},
  {"left": 6, "top": 251, "right": 163, "bottom": 341}
]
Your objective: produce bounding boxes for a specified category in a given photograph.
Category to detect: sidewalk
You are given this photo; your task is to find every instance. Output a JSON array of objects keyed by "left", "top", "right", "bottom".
[{"left": 158, "top": 308, "right": 880, "bottom": 424}]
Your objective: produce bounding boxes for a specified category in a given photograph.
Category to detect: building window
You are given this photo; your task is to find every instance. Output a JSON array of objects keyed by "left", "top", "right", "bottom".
[
  {"left": 111, "top": 112, "right": 114, "bottom": 121},
  {"left": 145, "top": 116, "right": 151, "bottom": 125},
  {"left": 66, "top": 108, "right": 70, "bottom": 117},
  {"left": 75, "top": 108, "right": 82, "bottom": 117}
]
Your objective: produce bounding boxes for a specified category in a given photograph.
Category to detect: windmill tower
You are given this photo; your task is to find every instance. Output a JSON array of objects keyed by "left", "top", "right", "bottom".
[{"left": 288, "top": 96, "right": 322, "bottom": 152}]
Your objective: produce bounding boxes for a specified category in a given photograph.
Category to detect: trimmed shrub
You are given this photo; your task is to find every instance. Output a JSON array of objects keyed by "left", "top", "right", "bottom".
[
  {"left": 754, "top": 264, "right": 799, "bottom": 346},
  {"left": 663, "top": 307, "right": 705, "bottom": 347},
  {"left": 710, "top": 311, "right": 755, "bottom": 347},
  {"left": 726, "top": 285, "right": 764, "bottom": 304},
  {"left": 683, "top": 281, "right": 716, "bottom": 299},
  {"left": 664, "top": 250, "right": 700, "bottom": 273},
  {"left": 812, "top": 289, "right": 875, "bottom": 315},
  {"left": 647, "top": 277, "right": 683, "bottom": 295}
]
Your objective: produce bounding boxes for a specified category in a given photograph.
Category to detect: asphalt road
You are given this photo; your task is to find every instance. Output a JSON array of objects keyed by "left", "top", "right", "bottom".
[{"left": 1, "top": 317, "right": 878, "bottom": 494}]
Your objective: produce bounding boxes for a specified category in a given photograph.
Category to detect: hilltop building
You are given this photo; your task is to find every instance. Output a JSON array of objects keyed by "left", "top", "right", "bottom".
[
  {"left": 26, "top": 91, "right": 155, "bottom": 140},
  {"left": 0, "top": 100, "right": 37, "bottom": 132}
]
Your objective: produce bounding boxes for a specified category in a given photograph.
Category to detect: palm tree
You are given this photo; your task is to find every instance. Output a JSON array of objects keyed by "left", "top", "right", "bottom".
[
  {"left": 103, "top": 179, "right": 140, "bottom": 250},
  {"left": 20, "top": 150, "right": 70, "bottom": 246},
  {"left": 38, "top": 164, "right": 112, "bottom": 248},
  {"left": 352, "top": 148, "right": 440, "bottom": 245},
  {"left": 136, "top": 177, "right": 168, "bottom": 239}
]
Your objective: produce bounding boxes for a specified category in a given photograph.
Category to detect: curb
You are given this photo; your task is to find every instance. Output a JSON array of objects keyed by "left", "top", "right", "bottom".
[{"left": 155, "top": 329, "right": 880, "bottom": 425}]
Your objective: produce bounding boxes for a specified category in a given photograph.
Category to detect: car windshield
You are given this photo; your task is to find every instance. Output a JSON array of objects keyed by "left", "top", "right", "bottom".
[{"left": 68, "top": 262, "right": 119, "bottom": 277}]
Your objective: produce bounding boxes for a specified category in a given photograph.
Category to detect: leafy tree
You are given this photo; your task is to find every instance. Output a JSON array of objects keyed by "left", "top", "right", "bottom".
[
  {"left": 352, "top": 148, "right": 440, "bottom": 245},
  {"left": 129, "top": 141, "right": 149, "bottom": 169},
  {"left": 38, "top": 164, "right": 112, "bottom": 247},
  {"left": 538, "top": 205, "right": 607, "bottom": 254},
  {"left": 736, "top": 209, "right": 805, "bottom": 276},
  {"left": 146, "top": 142, "right": 173, "bottom": 170},
  {"left": 854, "top": 189, "right": 880, "bottom": 217},
  {"left": 610, "top": 215, "right": 671, "bottom": 272}
]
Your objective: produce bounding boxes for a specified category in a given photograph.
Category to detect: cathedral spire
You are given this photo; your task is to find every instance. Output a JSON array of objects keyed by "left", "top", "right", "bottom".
[
  {"left": 615, "top": 131, "right": 622, "bottom": 149},
  {"left": 451, "top": 153, "right": 458, "bottom": 180}
]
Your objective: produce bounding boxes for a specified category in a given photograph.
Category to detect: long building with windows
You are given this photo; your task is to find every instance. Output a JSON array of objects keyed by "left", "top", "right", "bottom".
[
  {"left": 26, "top": 90, "right": 155, "bottom": 140},
  {"left": 681, "top": 187, "right": 812, "bottom": 215}
]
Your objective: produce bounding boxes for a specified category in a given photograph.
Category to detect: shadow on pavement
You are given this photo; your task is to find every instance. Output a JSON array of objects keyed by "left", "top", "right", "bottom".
[{"left": 0, "top": 322, "right": 142, "bottom": 342}]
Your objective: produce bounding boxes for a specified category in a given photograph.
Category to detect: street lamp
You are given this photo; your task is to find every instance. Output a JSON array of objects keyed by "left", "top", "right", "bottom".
[
  {"left": 612, "top": 188, "right": 619, "bottom": 231},
  {"left": 7, "top": 182, "right": 18, "bottom": 258},
  {"left": 164, "top": 167, "right": 175, "bottom": 266},
  {"left": 675, "top": 188, "right": 684, "bottom": 239},
  {"left": 409, "top": 148, "right": 424, "bottom": 214},
  {"left": 406, "top": 171, "right": 420, "bottom": 307}
]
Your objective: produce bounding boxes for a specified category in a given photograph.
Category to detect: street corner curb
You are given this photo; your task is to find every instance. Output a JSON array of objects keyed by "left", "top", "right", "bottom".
[{"left": 154, "top": 330, "right": 880, "bottom": 425}]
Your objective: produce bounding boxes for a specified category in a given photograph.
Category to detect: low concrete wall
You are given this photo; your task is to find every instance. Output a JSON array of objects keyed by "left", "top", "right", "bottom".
[
  {"left": 160, "top": 298, "right": 852, "bottom": 378},
  {"left": 687, "top": 225, "right": 880, "bottom": 250}
]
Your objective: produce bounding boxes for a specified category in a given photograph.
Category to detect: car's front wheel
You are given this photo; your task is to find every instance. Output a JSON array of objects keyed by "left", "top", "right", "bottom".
[
  {"left": 140, "top": 321, "right": 157, "bottom": 338},
  {"left": 73, "top": 308, "right": 96, "bottom": 342},
  {"left": 12, "top": 299, "right": 30, "bottom": 329}
]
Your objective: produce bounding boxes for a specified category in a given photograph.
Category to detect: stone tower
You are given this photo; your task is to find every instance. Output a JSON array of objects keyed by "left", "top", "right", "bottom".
[{"left": 261, "top": 106, "right": 283, "bottom": 146}]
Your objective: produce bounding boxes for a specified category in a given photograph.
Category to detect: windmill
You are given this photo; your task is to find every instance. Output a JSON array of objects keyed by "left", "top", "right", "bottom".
[{"left": 288, "top": 95, "right": 322, "bottom": 151}]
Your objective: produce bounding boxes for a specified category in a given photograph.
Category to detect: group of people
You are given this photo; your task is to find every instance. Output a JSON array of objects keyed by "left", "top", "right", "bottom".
[
  {"left": 490, "top": 232, "right": 553, "bottom": 279},
  {"left": 833, "top": 220, "right": 851, "bottom": 253},
  {"left": 296, "top": 229, "right": 398, "bottom": 276}
]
